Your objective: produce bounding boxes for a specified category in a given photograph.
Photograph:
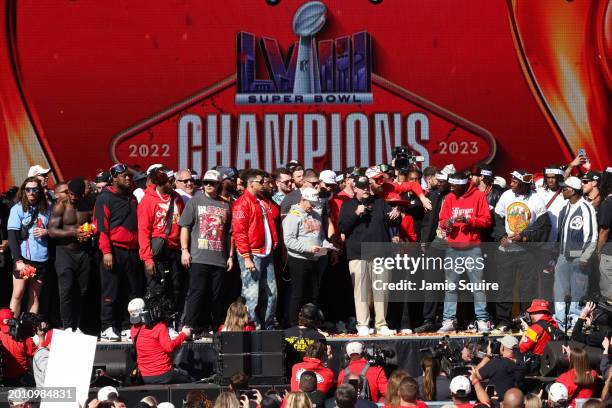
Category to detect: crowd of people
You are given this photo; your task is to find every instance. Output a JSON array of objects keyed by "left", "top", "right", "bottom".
[{"left": 1, "top": 153, "right": 612, "bottom": 404}]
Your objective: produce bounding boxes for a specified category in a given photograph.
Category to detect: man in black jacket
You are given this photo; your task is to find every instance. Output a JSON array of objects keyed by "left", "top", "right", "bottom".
[
  {"left": 339, "top": 175, "right": 400, "bottom": 337},
  {"left": 414, "top": 171, "right": 451, "bottom": 333}
]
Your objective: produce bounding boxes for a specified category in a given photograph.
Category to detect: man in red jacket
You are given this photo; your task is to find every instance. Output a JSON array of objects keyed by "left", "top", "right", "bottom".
[
  {"left": 290, "top": 340, "right": 334, "bottom": 394},
  {"left": 0, "top": 308, "right": 37, "bottom": 386},
  {"left": 519, "top": 299, "right": 560, "bottom": 356},
  {"left": 94, "top": 163, "right": 142, "bottom": 341},
  {"left": 337, "top": 341, "right": 388, "bottom": 402},
  {"left": 137, "top": 167, "right": 185, "bottom": 333},
  {"left": 438, "top": 173, "right": 492, "bottom": 334},
  {"left": 232, "top": 169, "right": 280, "bottom": 329}
]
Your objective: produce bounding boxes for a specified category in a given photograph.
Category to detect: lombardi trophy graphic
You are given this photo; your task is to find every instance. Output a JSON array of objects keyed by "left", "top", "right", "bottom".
[{"left": 292, "top": 1, "right": 326, "bottom": 95}]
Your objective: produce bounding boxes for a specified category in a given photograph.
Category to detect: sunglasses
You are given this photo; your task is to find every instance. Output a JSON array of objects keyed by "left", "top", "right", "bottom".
[
  {"left": 202, "top": 181, "right": 218, "bottom": 186},
  {"left": 581, "top": 180, "right": 590, "bottom": 184},
  {"left": 304, "top": 179, "right": 320, "bottom": 185},
  {"left": 110, "top": 163, "right": 128, "bottom": 177},
  {"left": 177, "top": 178, "right": 194, "bottom": 183},
  {"left": 251, "top": 179, "right": 263, "bottom": 184},
  {"left": 277, "top": 179, "right": 292, "bottom": 185},
  {"left": 25, "top": 187, "right": 39, "bottom": 193}
]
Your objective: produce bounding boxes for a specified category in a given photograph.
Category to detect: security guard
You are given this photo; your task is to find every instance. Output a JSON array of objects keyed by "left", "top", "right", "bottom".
[{"left": 519, "top": 299, "right": 562, "bottom": 356}]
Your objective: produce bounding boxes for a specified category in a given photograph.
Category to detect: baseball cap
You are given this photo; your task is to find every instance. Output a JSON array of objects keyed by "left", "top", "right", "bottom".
[
  {"left": 547, "top": 383, "right": 568, "bottom": 403},
  {"left": 158, "top": 403, "right": 176, "bottom": 408},
  {"left": 203, "top": 169, "right": 222, "bottom": 183},
  {"left": 28, "top": 165, "right": 50, "bottom": 177},
  {"left": 300, "top": 303, "right": 323, "bottom": 321},
  {"left": 146, "top": 163, "right": 163, "bottom": 174},
  {"left": 346, "top": 341, "right": 363, "bottom": 356},
  {"left": 98, "top": 386, "right": 119, "bottom": 402},
  {"left": 301, "top": 187, "right": 319, "bottom": 203},
  {"left": 560, "top": 176, "right": 581, "bottom": 191},
  {"left": 450, "top": 376, "right": 471, "bottom": 396},
  {"left": 497, "top": 335, "right": 519, "bottom": 350},
  {"left": 494, "top": 176, "right": 507, "bottom": 189},
  {"left": 215, "top": 166, "right": 238, "bottom": 180},
  {"left": 128, "top": 298, "right": 145, "bottom": 324},
  {"left": 320, "top": 170, "right": 337, "bottom": 185},
  {"left": 335, "top": 173, "right": 345, "bottom": 183},
  {"left": 95, "top": 171, "right": 111, "bottom": 183},
  {"left": 581, "top": 171, "right": 601, "bottom": 182},
  {"left": 365, "top": 166, "right": 384, "bottom": 180},
  {"left": 354, "top": 176, "right": 370, "bottom": 190},
  {"left": 440, "top": 164, "right": 456, "bottom": 176},
  {"left": 526, "top": 299, "right": 550, "bottom": 314}
]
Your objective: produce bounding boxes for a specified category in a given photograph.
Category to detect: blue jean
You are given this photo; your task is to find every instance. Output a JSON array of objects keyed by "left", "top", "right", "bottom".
[
  {"left": 443, "top": 247, "right": 489, "bottom": 321},
  {"left": 238, "top": 254, "right": 277, "bottom": 329},
  {"left": 554, "top": 255, "right": 588, "bottom": 328}
]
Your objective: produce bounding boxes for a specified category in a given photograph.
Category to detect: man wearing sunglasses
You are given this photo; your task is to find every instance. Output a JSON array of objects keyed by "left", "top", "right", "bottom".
[
  {"left": 48, "top": 178, "right": 93, "bottom": 333},
  {"left": 492, "top": 170, "right": 550, "bottom": 333},
  {"left": 28, "top": 165, "right": 54, "bottom": 203},
  {"left": 553, "top": 177, "right": 598, "bottom": 329},
  {"left": 581, "top": 171, "right": 601, "bottom": 211},
  {"left": 94, "top": 163, "right": 142, "bottom": 341},
  {"left": 232, "top": 169, "right": 280, "bottom": 329},
  {"left": 280, "top": 169, "right": 321, "bottom": 219},
  {"left": 174, "top": 168, "right": 203, "bottom": 206},
  {"left": 272, "top": 167, "right": 293, "bottom": 206}
]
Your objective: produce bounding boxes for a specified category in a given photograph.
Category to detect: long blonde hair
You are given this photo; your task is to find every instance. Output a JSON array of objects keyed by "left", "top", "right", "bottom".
[
  {"left": 386, "top": 369, "right": 410, "bottom": 408},
  {"left": 285, "top": 391, "right": 312, "bottom": 408},
  {"left": 525, "top": 393, "right": 542, "bottom": 408},
  {"left": 213, "top": 392, "right": 240, "bottom": 408},
  {"left": 222, "top": 299, "right": 249, "bottom": 331},
  {"left": 421, "top": 356, "right": 440, "bottom": 401}
]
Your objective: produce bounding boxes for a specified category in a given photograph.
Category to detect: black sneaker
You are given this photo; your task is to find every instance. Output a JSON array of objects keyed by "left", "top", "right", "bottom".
[{"left": 415, "top": 321, "right": 438, "bottom": 334}]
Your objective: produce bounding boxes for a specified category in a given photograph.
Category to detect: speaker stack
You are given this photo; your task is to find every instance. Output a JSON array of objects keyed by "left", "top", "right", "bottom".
[
  {"left": 214, "top": 331, "right": 285, "bottom": 385},
  {"left": 539, "top": 341, "right": 602, "bottom": 377}
]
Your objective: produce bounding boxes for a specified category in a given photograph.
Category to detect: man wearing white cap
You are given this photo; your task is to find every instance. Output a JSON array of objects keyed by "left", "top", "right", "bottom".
[
  {"left": 546, "top": 383, "right": 569, "bottom": 408},
  {"left": 337, "top": 341, "right": 388, "bottom": 402},
  {"left": 28, "top": 164, "right": 53, "bottom": 202},
  {"left": 474, "top": 335, "right": 525, "bottom": 399},
  {"left": 448, "top": 376, "right": 472, "bottom": 407},
  {"left": 134, "top": 164, "right": 163, "bottom": 203},
  {"left": 553, "top": 176, "right": 597, "bottom": 329},
  {"left": 283, "top": 187, "right": 326, "bottom": 325},
  {"left": 180, "top": 169, "right": 233, "bottom": 332}
]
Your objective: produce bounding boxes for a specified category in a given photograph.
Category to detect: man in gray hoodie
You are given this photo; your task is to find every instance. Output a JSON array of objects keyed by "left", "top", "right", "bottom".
[{"left": 283, "top": 187, "right": 326, "bottom": 325}]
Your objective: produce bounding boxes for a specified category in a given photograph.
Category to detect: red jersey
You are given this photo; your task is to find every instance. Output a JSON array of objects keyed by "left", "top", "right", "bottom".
[
  {"left": 130, "top": 322, "right": 186, "bottom": 377},
  {"left": 556, "top": 369, "right": 597, "bottom": 406},
  {"left": 519, "top": 316, "right": 559, "bottom": 356},
  {"left": 291, "top": 357, "right": 335, "bottom": 394}
]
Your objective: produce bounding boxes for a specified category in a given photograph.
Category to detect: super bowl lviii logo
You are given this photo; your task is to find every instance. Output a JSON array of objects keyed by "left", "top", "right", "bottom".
[{"left": 236, "top": 1, "right": 372, "bottom": 105}]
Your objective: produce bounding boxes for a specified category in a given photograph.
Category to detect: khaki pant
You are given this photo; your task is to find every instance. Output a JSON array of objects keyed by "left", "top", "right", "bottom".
[
  {"left": 348, "top": 259, "right": 388, "bottom": 329},
  {"left": 600, "top": 254, "right": 612, "bottom": 300}
]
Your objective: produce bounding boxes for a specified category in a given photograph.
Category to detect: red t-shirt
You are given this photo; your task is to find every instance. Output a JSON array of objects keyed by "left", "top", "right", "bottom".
[
  {"left": 556, "top": 369, "right": 597, "bottom": 406},
  {"left": 337, "top": 358, "right": 388, "bottom": 402},
  {"left": 0, "top": 331, "right": 37, "bottom": 379},
  {"left": 384, "top": 401, "right": 429, "bottom": 408},
  {"left": 290, "top": 357, "right": 335, "bottom": 394},
  {"left": 217, "top": 323, "right": 256, "bottom": 332},
  {"left": 131, "top": 322, "right": 186, "bottom": 377}
]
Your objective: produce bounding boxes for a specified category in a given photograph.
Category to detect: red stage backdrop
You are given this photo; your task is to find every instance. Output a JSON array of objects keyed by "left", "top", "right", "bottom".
[{"left": 0, "top": 0, "right": 610, "bottom": 189}]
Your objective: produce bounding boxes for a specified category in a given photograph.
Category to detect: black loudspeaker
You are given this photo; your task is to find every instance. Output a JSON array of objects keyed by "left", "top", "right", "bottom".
[
  {"left": 91, "top": 348, "right": 133, "bottom": 385},
  {"left": 540, "top": 341, "right": 602, "bottom": 377},
  {"left": 215, "top": 331, "right": 285, "bottom": 385}
]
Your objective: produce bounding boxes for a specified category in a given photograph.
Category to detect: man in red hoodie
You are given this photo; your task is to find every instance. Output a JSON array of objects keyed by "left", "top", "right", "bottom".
[
  {"left": 232, "top": 169, "right": 280, "bottom": 329},
  {"left": 438, "top": 172, "right": 492, "bottom": 334},
  {"left": 290, "top": 340, "right": 335, "bottom": 394},
  {"left": 137, "top": 167, "right": 185, "bottom": 333}
]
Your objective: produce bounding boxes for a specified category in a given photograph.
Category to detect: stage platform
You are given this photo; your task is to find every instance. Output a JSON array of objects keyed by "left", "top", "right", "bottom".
[{"left": 95, "top": 332, "right": 514, "bottom": 381}]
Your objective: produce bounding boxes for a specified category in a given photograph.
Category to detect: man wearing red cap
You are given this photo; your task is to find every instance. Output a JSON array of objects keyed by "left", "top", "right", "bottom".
[
  {"left": 519, "top": 299, "right": 561, "bottom": 357},
  {"left": 0, "top": 308, "right": 38, "bottom": 386}
]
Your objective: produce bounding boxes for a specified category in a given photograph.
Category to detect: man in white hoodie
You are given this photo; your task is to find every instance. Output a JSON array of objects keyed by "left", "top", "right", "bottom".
[{"left": 283, "top": 188, "right": 326, "bottom": 325}]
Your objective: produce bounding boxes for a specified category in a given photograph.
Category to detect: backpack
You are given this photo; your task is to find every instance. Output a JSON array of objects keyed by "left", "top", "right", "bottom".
[
  {"left": 535, "top": 320, "right": 566, "bottom": 342},
  {"left": 344, "top": 363, "right": 372, "bottom": 401}
]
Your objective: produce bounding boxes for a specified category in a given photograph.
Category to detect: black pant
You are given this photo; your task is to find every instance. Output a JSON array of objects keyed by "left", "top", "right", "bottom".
[
  {"left": 288, "top": 256, "right": 320, "bottom": 325},
  {"left": 149, "top": 250, "right": 186, "bottom": 319},
  {"left": 142, "top": 368, "right": 193, "bottom": 384},
  {"left": 100, "top": 247, "right": 144, "bottom": 331},
  {"left": 495, "top": 250, "right": 538, "bottom": 325},
  {"left": 183, "top": 263, "right": 225, "bottom": 329},
  {"left": 55, "top": 246, "right": 92, "bottom": 330}
]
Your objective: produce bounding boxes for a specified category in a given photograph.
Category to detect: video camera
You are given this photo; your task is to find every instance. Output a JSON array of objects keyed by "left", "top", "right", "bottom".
[
  {"left": 511, "top": 311, "right": 531, "bottom": 328},
  {"left": 393, "top": 146, "right": 424, "bottom": 172},
  {"left": 133, "top": 287, "right": 176, "bottom": 327},
  {"left": 7, "top": 312, "right": 46, "bottom": 341},
  {"left": 420, "top": 335, "right": 465, "bottom": 377},
  {"left": 363, "top": 345, "right": 395, "bottom": 367}
]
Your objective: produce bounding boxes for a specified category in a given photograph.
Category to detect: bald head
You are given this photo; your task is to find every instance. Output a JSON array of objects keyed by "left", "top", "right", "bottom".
[{"left": 502, "top": 388, "right": 525, "bottom": 408}]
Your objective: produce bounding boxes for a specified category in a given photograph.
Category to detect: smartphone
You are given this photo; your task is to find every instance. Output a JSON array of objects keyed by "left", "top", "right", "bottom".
[
  {"left": 240, "top": 390, "right": 257, "bottom": 400},
  {"left": 578, "top": 148, "right": 586, "bottom": 157}
]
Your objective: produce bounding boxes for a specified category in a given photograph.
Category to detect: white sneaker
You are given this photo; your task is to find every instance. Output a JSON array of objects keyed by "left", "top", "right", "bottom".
[
  {"left": 437, "top": 320, "right": 456, "bottom": 333},
  {"left": 100, "top": 327, "right": 120, "bottom": 342},
  {"left": 356, "top": 326, "right": 370, "bottom": 337},
  {"left": 168, "top": 327, "right": 179, "bottom": 340},
  {"left": 476, "top": 320, "right": 492, "bottom": 334},
  {"left": 369, "top": 327, "right": 375, "bottom": 335},
  {"left": 400, "top": 328, "right": 413, "bottom": 335},
  {"left": 121, "top": 329, "right": 131, "bottom": 341},
  {"left": 376, "top": 326, "right": 397, "bottom": 336},
  {"left": 73, "top": 328, "right": 83, "bottom": 335}
]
